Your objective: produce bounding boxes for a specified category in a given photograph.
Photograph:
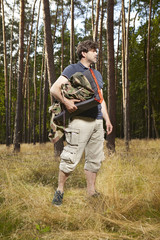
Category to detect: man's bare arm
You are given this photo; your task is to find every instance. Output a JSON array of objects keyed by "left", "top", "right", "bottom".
[{"left": 50, "top": 75, "right": 80, "bottom": 113}]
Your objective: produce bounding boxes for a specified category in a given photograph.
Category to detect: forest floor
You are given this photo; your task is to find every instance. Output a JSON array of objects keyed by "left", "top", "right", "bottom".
[{"left": 0, "top": 139, "right": 160, "bottom": 240}]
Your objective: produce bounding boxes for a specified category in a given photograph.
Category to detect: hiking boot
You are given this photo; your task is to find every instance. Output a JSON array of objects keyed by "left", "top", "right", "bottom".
[
  {"left": 52, "top": 190, "right": 64, "bottom": 206},
  {"left": 91, "top": 190, "right": 100, "bottom": 198}
]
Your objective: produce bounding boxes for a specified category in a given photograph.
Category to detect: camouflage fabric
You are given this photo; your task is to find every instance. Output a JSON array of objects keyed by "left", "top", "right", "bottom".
[
  {"left": 48, "top": 72, "right": 95, "bottom": 143},
  {"left": 48, "top": 103, "right": 64, "bottom": 143},
  {"left": 61, "top": 72, "right": 94, "bottom": 101}
]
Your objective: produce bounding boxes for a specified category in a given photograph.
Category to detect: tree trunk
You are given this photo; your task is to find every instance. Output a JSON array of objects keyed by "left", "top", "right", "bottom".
[
  {"left": 146, "top": 0, "right": 152, "bottom": 138},
  {"left": 42, "top": 59, "right": 49, "bottom": 143},
  {"left": 33, "top": 0, "right": 41, "bottom": 145},
  {"left": 61, "top": 0, "right": 64, "bottom": 72},
  {"left": 54, "top": 136, "right": 64, "bottom": 157},
  {"left": 23, "top": 30, "right": 29, "bottom": 142},
  {"left": 93, "top": 0, "right": 100, "bottom": 42},
  {"left": 121, "top": 0, "right": 126, "bottom": 111},
  {"left": 115, "top": 11, "right": 121, "bottom": 95},
  {"left": 124, "top": 0, "right": 131, "bottom": 150},
  {"left": 70, "top": 0, "right": 75, "bottom": 64},
  {"left": 39, "top": 45, "right": 45, "bottom": 143},
  {"left": 42, "top": 0, "right": 64, "bottom": 154},
  {"left": 92, "top": 0, "right": 94, "bottom": 35},
  {"left": 2, "top": 0, "right": 9, "bottom": 146},
  {"left": 24, "top": 73, "right": 28, "bottom": 143},
  {"left": 42, "top": 0, "right": 56, "bottom": 93},
  {"left": 8, "top": 0, "right": 15, "bottom": 145},
  {"left": 27, "top": 65, "right": 31, "bottom": 143},
  {"left": 106, "top": 0, "right": 116, "bottom": 154},
  {"left": 13, "top": 0, "right": 24, "bottom": 152},
  {"left": 98, "top": 0, "right": 104, "bottom": 73}
]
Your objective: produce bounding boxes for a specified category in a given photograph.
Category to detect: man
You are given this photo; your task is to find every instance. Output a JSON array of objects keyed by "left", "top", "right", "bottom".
[{"left": 50, "top": 40, "right": 113, "bottom": 206}]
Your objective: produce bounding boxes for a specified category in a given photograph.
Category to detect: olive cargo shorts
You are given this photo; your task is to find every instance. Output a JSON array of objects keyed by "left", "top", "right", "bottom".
[{"left": 60, "top": 117, "right": 104, "bottom": 173}]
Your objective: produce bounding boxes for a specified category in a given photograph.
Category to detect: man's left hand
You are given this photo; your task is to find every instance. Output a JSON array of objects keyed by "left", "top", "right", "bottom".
[{"left": 106, "top": 123, "right": 113, "bottom": 135}]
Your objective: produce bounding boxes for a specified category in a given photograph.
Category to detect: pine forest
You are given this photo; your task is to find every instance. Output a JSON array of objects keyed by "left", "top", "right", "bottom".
[{"left": 0, "top": 0, "right": 160, "bottom": 151}]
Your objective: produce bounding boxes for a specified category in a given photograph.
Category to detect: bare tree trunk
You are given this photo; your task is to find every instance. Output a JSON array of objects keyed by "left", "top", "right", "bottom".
[
  {"left": 27, "top": 65, "right": 31, "bottom": 143},
  {"left": 115, "top": 11, "right": 121, "bottom": 95},
  {"left": 12, "top": 58, "right": 18, "bottom": 141},
  {"left": 98, "top": 0, "right": 104, "bottom": 73},
  {"left": 54, "top": 21, "right": 65, "bottom": 157},
  {"left": 54, "top": 137, "right": 64, "bottom": 157},
  {"left": 24, "top": 69, "right": 28, "bottom": 143},
  {"left": 42, "top": 59, "right": 49, "bottom": 143},
  {"left": 61, "top": 0, "right": 64, "bottom": 72},
  {"left": 8, "top": 0, "right": 15, "bottom": 145},
  {"left": 124, "top": 0, "right": 131, "bottom": 150},
  {"left": 93, "top": 0, "right": 100, "bottom": 42},
  {"left": 39, "top": 45, "right": 45, "bottom": 143},
  {"left": 70, "top": 0, "right": 75, "bottom": 64},
  {"left": 106, "top": 0, "right": 116, "bottom": 154},
  {"left": 13, "top": 0, "right": 24, "bottom": 152},
  {"left": 42, "top": 0, "right": 56, "bottom": 94},
  {"left": 2, "top": 0, "right": 9, "bottom": 146},
  {"left": 92, "top": 0, "right": 94, "bottom": 35},
  {"left": 33, "top": 0, "right": 41, "bottom": 145},
  {"left": 42, "top": 0, "right": 65, "bottom": 154},
  {"left": 147, "top": 0, "right": 152, "bottom": 138},
  {"left": 23, "top": 30, "right": 29, "bottom": 143},
  {"left": 121, "top": 0, "right": 126, "bottom": 111}
]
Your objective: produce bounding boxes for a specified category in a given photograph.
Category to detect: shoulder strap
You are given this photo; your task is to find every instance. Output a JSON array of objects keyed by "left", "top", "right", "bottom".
[
  {"left": 83, "top": 69, "right": 103, "bottom": 104},
  {"left": 89, "top": 68, "right": 103, "bottom": 103}
]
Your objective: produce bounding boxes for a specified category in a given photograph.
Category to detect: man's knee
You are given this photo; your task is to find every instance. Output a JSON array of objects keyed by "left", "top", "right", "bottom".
[{"left": 84, "top": 161, "right": 101, "bottom": 173}]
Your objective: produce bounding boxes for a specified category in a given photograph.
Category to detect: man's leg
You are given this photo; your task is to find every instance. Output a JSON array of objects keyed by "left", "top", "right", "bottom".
[
  {"left": 84, "top": 120, "right": 104, "bottom": 196},
  {"left": 53, "top": 118, "right": 96, "bottom": 205},
  {"left": 84, "top": 169, "right": 97, "bottom": 196},
  {"left": 57, "top": 169, "right": 70, "bottom": 193},
  {"left": 52, "top": 170, "right": 69, "bottom": 206}
]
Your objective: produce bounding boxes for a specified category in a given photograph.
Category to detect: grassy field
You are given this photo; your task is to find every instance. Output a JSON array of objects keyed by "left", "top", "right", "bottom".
[{"left": 0, "top": 139, "right": 160, "bottom": 240}]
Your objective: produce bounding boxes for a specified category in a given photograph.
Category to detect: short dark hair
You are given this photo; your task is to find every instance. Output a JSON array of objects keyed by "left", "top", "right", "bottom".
[{"left": 77, "top": 40, "right": 98, "bottom": 60}]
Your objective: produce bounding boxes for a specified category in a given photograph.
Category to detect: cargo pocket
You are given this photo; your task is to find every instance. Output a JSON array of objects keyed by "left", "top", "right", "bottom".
[
  {"left": 64, "top": 127, "right": 79, "bottom": 146},
  {"left": 60, "top": 127, "right": 80, "bottom": 164},
  {"left": 60, "top": 145, "right": 77, "bottom": 164}
]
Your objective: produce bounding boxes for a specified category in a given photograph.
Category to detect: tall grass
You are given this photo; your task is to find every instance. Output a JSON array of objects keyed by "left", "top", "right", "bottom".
[{"left": 0, "top": 139, "right": 160, "bottom": 240}]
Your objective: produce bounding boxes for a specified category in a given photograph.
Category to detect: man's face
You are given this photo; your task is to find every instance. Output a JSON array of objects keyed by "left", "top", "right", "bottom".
[{"left": 82, "top": 49, "right": 98, "bottom": 64}]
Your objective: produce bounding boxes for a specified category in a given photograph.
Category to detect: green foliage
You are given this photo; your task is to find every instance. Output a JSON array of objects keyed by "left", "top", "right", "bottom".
[
  {"left": 36, "top": 224, "right": 51, "bottom": 233},
  {"left": 0, "top": 0, "right": 160, "bottom": 143},
  {"left": 126, "top": 9, "right": 160, "bottom": 138}
]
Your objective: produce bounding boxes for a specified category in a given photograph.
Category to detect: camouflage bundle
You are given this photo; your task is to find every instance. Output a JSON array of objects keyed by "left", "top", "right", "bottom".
[
  {"left": 48, "top": 103, "right": 64, "bottom": 143},
  {"left": 61, "top": 72, "right": 94, "bottom": 101},
  {"left": 49, "top": 72, "right": 95, "bottom": 143}
]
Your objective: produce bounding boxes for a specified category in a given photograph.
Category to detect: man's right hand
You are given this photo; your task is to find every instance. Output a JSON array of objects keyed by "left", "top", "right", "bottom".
[{"left": 63, "top": 98, "right": 81, "bottom": 113}]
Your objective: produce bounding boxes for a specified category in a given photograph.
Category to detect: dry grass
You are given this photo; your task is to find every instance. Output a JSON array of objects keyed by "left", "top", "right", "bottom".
[{"left": 0, "top": 139, "right": 160, "bottom": 240}]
